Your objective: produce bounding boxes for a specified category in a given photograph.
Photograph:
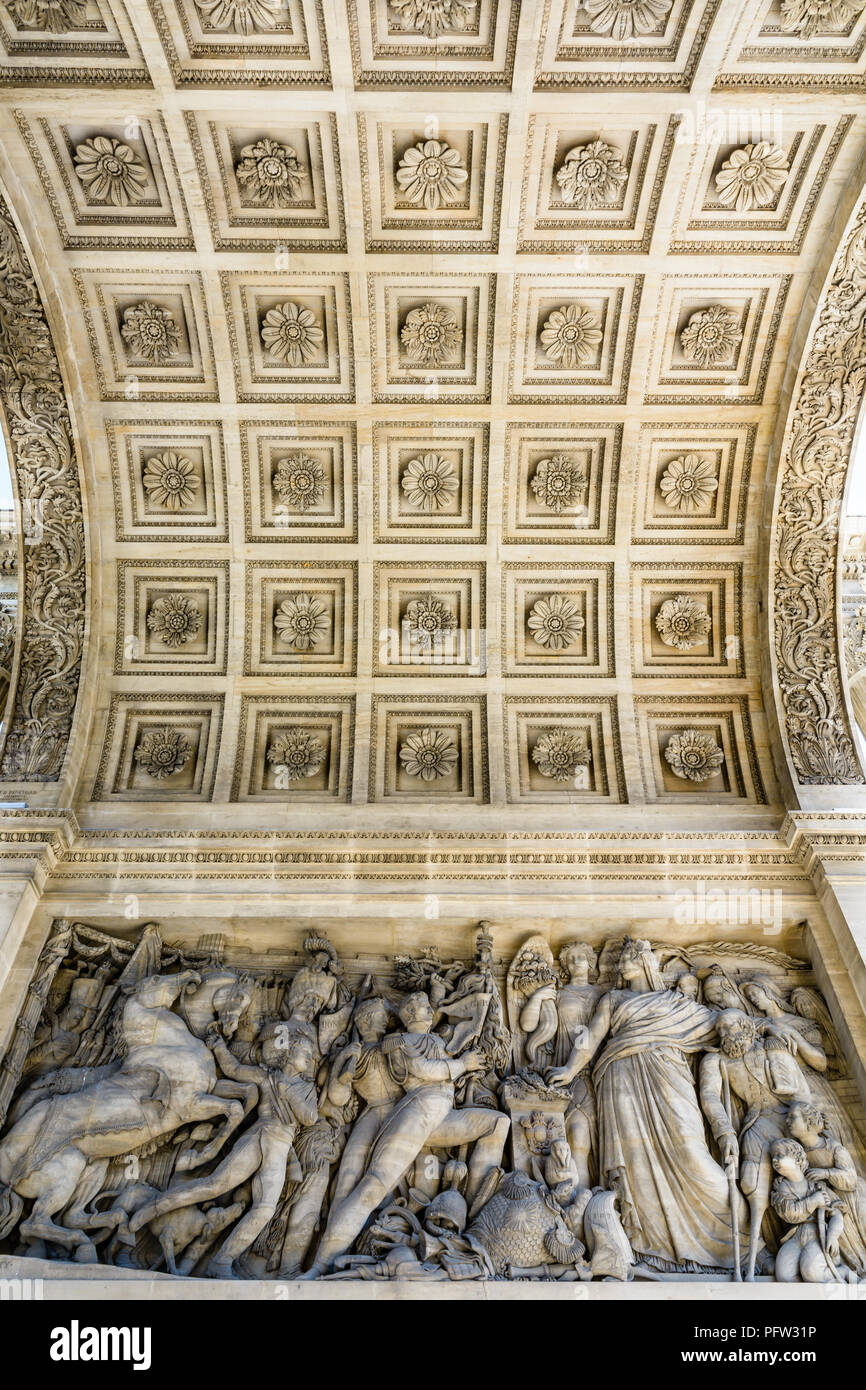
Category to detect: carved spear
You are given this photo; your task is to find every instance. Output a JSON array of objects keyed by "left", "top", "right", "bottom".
[{"left": 721, "top": 1060, "right": 742, "bottom": 1282}]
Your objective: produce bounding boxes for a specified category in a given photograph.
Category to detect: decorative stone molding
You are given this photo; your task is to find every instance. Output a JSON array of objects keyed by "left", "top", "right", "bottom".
[
  {"left": 0, "top": 190, "right": 85, "bottom": 781},
  {"left": 771, "top": 190, "right": 866, "bottom": 785}
]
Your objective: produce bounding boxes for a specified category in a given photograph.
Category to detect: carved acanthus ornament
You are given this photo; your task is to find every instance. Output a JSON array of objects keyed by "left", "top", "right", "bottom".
[
  {"left": 0, "top": 191, "right": 85, "bottom": 781},
  {"left": 267, "top": 729, "right": 326, "bottom": 782},
  {"left": 844, "top": 607, "right": 866, "bottom": 676},
  {"left": 235, "top": 139, "right": 306, "bottom": 207},
  {"left": 772, "top": 192, "right": 866, "bottom": 784},
  {"left": 581, "top": 0, "right": 672, "bottom": 40}
]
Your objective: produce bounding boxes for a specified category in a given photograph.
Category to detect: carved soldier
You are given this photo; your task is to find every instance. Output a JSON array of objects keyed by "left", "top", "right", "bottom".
[
  {"left": 305, "top": 991, "right": 509, "bottom": 1277},
  {"left": 700, "top": 1008, "right": 814, "bottom": 1281}
]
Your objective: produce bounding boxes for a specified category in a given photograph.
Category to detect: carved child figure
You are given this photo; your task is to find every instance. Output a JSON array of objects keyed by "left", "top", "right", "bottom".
[{"left": 769, "top": 1138, "right": 850, "bottom": 1283}]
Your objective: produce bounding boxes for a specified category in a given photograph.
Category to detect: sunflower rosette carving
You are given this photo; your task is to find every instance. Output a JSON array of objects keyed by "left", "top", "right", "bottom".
[
  {"left": 396, "top": 140, "right": 468, "bottom": 210},
  {"left": 714, "top": 143, "right": 789, "bottom": 213},
  {"left": 527, "top": 594, "right": 585, "bottom": 652},
  {"left": 659, "top": 455, "right": 719, "bottom": 513},
  {"left": 655, "top": 595, "right": 712, "bottom": 651},
  {"left": 74, "top": 137, "right": 148, "bottom": 207},
  {"left": 142, "top": 454, "right": 201, "bottom": 512},
  {"left": 273, "top": 592, "right": 331, "bottom": 651},
  {"left": 540, "top": 305, "right": 602, "bottom": 370},
  {"left": 400, "top": 454, "right": 459, "bottom": 512},
  {"left": 260, "top": 302, "right": 324, "bottom": 366},
  {"left": 398, "top": 727, "right": 459, "bottom": 781}
]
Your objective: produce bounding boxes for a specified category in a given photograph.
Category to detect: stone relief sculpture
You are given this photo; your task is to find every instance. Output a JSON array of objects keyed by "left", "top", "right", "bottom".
[{"left": 0, "top": 918, "right": 864, "bottom": 1284}]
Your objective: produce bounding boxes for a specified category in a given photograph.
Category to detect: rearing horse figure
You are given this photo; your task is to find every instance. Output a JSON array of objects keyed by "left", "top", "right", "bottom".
[{"left": 0, "top": 970, "right": 246, "bottom": 1260}]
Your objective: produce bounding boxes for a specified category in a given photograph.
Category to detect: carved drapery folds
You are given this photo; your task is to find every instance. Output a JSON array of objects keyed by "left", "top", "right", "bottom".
[
  {"left": 0, "top": 191, "right": 85, "bottom": 780},
  {"left": 772, "top": 194, "right": 866, "bottom": 785},
  {"left": 1, "top": 919, "right": 863, "bottom": 1285}
]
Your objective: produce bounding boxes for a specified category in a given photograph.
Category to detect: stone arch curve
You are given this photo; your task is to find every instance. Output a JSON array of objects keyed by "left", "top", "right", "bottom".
[
  {"left": 0, "top": 187, "right": 86, "bottom": 783},
  {"left": 768, "top": 181, "right": 866, "bottom": 800}
]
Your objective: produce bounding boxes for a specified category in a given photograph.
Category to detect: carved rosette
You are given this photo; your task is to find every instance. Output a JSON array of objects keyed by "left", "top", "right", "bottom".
[{"left": 0, "top": 191, "right": 86, "bottom": 780}]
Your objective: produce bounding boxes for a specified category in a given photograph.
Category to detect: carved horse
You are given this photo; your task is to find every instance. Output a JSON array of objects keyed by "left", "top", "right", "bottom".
[{"left": 0, "top": 970, "right": 247, "bottom": 1260}]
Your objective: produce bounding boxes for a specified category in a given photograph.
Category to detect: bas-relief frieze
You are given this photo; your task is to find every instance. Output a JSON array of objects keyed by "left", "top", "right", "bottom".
[{"left": 0, "top": 918, "right": 863, "bottom": 1285}]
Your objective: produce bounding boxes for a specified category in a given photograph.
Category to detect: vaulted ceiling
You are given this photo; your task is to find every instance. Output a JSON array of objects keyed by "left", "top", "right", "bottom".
[{"left": 1, "top": 0, "right": 866, "bottom": 835}]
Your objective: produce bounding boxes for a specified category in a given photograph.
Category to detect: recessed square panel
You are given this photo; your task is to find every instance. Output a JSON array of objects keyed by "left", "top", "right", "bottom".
[
  {"left": 349, "top": 0, "right": 520, "bottom": 88},
  {"left": 670, "top": 117, "right": 852, "bottom": 256},
  {"left": 503, "top": 422, "right": 619, "bottom": 545},
  {"left": 108, "top": 419, "right": 229, "bottom": 543},
  {"left": 373, "top": 421, "right": 487, "bottom": 544},
  {"left": 634, "top": 696, "right": 767, "bottom": 803},
  {"left": 535, "top": 0, "right": 720, "bottom": 90},
  {"left": 244, "top": 561, "right": 357, "bottom": 677},
  {"left": 75, "top": 270, "right": 218, "bottom": 402},
  {"left": 186, "top": 111, "right": 345, "bottom": 252},
  {"left": 631, "top": 423, "right": 755, "bottom": 544},
  {"left": 717, "top": 2, "right": 866, "bottom": 91},
  {"left": 222, "top": 272, "right": 354, "bottom": 403},
  {"left": 241, "top": 419, "right": 357, "bottom": 543},
  {"left": 149, "top": 0, "right": 330, "bottom": 85},
  {"left": 115, "top": 560, "right": 229, "bottom": 676},
  {"left": 517, "top": 115, "right": 677, "bottom": 254},
  {"left": 15, "top": 112, "right": 193, "bottom": 250},
  {"left": 502, "top": 563, "right": 614, "bottom": 677},
  {"left": 631, "top": 563, "right": 744, "bottom": 678},
  {"left": 231, "top": 696, "right": 355, "bottom": 802},
  {"left": 0, "top": 1, "right": 148, "bottom": 84},
  {"left": 373, "top": 562, "right": 486, "bottom": 675},
  {"left": 358, "top": 112, "right": 507, "bottom": 252},
  {"left": 370, "top": 695, "right": 488, "bottom": 803},
  {"left": 643, "top": 274, "right": 791, "bottom": 404},
  {"left": 367, "top": 273, "right": 495, "bottom": 403},
  {"left": 93, "top": 693, "right": 224, "bottom": 802},
  {"left": 508, "top": 274, "right": 642, "bottom": 404},
  {"left": 503, "top": 696, "right": 625, "bottom": 803}
]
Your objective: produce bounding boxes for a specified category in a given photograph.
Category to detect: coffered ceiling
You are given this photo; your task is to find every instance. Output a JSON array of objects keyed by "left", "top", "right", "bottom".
[{"left": 1, "top": 0, "right": 865, "bottom": 833}]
